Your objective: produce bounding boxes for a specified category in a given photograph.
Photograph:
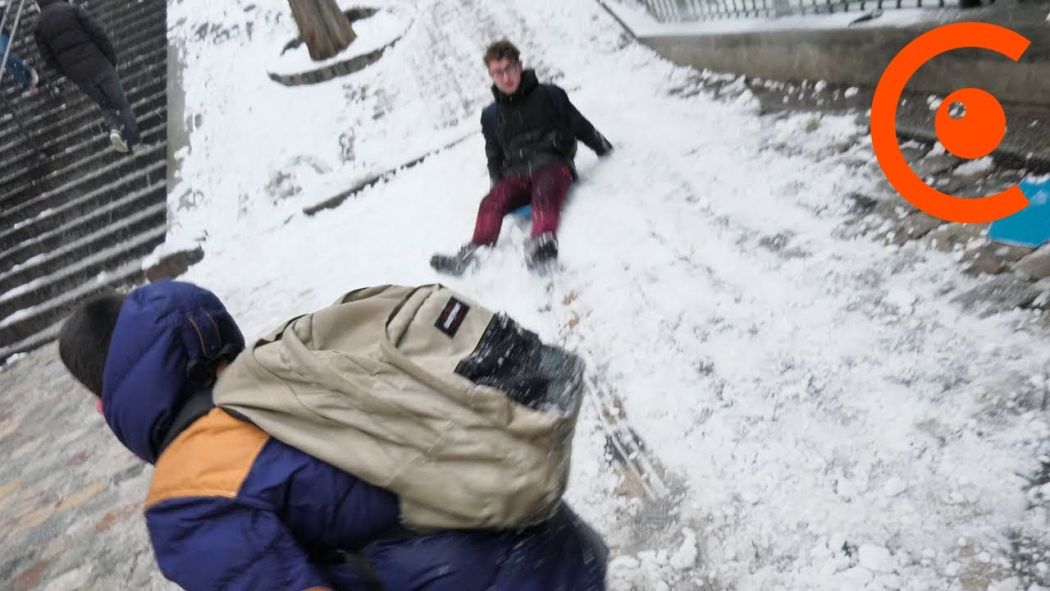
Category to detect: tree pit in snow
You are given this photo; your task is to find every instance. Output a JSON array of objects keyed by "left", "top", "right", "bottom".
[{"left": 268, "top": 8, "right": 407, "bottom": 87}]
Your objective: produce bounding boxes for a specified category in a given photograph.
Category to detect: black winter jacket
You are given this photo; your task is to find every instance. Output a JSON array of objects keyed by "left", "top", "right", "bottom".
[
  {"left": 482, "top": 69, "right": 612, "bottom": 184},
  {"left": 33, "top": 0, "right": 116, "bottom": 83}
]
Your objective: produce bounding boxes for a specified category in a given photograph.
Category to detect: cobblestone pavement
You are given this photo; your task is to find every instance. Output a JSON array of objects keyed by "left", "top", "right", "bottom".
[{"left": 0, "top": 344, "right": 177, "bottom": 591}]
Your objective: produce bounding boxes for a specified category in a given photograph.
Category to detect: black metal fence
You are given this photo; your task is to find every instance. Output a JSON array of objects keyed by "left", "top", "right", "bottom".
[{"left": 632, "top": 0, "right": 960, "bottom": 21}]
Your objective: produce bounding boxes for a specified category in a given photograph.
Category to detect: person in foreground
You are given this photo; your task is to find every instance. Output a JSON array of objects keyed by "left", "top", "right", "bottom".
[{"left": 58, "top": 280, "right": 608, "bottom": 590}]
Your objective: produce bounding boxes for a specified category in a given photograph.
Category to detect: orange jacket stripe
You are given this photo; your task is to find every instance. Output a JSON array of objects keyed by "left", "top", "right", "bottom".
[{"left": 145, "top": 408, "right": 269, "bottom": 510}]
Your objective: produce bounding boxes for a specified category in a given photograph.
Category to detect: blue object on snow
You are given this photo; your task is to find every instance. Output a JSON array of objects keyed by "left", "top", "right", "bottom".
[
  {"left": 988, "top": 178, "right": 1050, "bottom": 248},
  {"left": 510, "top": 205, "right": 531, "bottom": 219}
]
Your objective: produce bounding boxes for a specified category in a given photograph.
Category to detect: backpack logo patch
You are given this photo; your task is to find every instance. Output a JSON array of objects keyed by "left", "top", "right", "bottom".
[{"left": 436, "top": 297, "right": 470, "bottom": 338}]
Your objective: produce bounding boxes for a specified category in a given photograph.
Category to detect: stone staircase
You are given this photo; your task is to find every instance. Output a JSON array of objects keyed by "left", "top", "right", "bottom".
[{"left": 0, "top": 0, "right": 167, "bottom": 362}]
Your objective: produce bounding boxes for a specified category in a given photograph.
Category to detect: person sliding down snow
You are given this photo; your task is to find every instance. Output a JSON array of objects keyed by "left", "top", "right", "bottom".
[{"left": 431, "top": 39, "right": 613, "bottom": 275}]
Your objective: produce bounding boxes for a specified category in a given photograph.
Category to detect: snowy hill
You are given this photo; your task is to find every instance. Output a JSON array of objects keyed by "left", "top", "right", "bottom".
[{"left": 167, "top": 0, "right": 1049, "bottom": 589}]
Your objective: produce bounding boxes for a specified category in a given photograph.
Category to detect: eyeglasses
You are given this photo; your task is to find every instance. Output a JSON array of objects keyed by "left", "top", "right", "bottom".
[{"left": 489, "top": 62, "right": 521, "bottom": 79}]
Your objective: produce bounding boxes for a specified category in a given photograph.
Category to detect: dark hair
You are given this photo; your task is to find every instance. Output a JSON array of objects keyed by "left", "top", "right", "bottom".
[
  {"left": 483, "top": 40, "right": 520, "bottom": 67},
  {"left": 58, "top": 292, "right": 126, "bottom": 397}
]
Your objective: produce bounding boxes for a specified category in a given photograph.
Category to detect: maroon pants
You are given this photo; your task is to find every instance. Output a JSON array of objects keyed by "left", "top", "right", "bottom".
[{"left": 471, "top": 163, "right": 574, "bottom": 246}]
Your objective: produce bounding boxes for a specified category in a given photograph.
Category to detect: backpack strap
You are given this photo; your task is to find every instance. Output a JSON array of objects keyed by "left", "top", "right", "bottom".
[{"left": 154, "top": 388, "right": 216, "bottom": 457}]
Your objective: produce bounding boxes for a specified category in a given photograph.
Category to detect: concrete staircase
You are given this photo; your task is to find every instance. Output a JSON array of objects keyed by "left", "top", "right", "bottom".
[{"left": 0, "top": 0, "right": 167, "bottom": 362}]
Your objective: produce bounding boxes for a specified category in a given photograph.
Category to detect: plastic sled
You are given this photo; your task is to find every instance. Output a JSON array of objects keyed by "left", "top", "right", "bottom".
[{"left": 988, "top": 178, "right": 1050, "bottom": 248}]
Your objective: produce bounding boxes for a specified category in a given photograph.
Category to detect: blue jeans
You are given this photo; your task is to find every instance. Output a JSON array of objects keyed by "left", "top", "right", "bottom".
[{"left": 0, "top": 33, "right": 33, "bottom": 90}]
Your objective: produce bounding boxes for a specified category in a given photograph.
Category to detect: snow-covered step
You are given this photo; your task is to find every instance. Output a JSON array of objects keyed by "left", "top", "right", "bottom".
[
  {"left": 0, "top": 110, "right": 165, "bottom": 202},
  {"left": 0, "top": 225, "right": 166, "bottom": 322},
  {"left": 0, "top": 108, "right": 166, "bottom": 216},
  {"left": 0, "top": 145, "right": 166, "bottom": 248},
  {"left": 0, "top": 86, "right": 166, "bottom": 192},
  {"left": 0, "top": 113, "right": 166, "bottom": 211},
  {"left": 0, "top": 58, "right": 167, "bottom": 162},
  {"left": 0, "top": 67, "right": 165, "bottom": 151},
  {"left": 0, "top": 257, "right": 148, "bottom": 347},
  {"left": 0, "top": 147, "right": 165, "bottom": 251},
  {"left": 0, "top": 320, "right": 61, "bottom": 367},
  {"left": 0, "top": 79, "right": 165, "bottom": 159},
  {"left": 0, "top": 202, "right": 166, "bottom": 295},
  {"left": 0, "top": 182, "right": 165, "bottom": 272},
  {"left": 0, "top": 73, "right": 165, "bottom": 185}
]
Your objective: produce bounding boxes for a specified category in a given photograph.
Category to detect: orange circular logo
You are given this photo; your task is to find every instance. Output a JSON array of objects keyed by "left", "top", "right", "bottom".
[{"left": 871, "top": 23, "right": 1031, "bottom": 224}]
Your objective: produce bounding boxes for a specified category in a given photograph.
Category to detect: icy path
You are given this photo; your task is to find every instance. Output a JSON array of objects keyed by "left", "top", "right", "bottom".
[{"left": 168, "top": 0, "right": 1049, "bottom": 589}]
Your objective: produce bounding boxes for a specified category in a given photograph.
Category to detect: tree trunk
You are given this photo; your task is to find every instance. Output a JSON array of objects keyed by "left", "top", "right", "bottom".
[{"left": 288, "top": 0, "right": 357, "bottom": 61}]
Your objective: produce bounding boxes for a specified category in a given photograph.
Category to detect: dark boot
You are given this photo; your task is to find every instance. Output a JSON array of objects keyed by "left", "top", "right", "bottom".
[
  {"left": 430, "top": 243, "right": 478, "bottom": 276},
  {"left": 524, "top": 232, "right": 558, "bottom": 271}
]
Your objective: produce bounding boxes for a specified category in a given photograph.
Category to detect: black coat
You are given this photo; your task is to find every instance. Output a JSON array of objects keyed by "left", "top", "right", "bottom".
[
  {"left": 33, "top": 0, "right": 116, "bottom": 84},
  {"left": 482, "top": 69, "right": 612, "bottom": 184}
]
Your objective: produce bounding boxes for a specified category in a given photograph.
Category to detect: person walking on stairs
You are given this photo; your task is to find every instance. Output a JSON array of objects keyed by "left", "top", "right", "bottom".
[{"left": 33, "top": 0, "right": 140, "bottom": 153}]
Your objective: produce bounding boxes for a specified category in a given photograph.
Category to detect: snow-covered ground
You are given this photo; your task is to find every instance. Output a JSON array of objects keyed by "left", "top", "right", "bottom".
[{"left": 166, "top": 0, "right": 1049, "bottom": 589}]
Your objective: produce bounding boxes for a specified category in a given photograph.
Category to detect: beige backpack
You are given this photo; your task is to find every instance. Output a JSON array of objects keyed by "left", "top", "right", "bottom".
[{"left": 213, "top": 284, "right": 585, "bottom": 530}]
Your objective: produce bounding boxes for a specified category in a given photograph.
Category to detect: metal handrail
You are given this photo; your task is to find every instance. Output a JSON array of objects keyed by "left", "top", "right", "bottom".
[
  {"left": 629, "top": 0, "right": 956, "bottom": 21},
  {"left": 0, "top": 0, "right": 30, "bottom": 85},
  {"left": 1, "top": 0, "right": 49, "bottom": 159}
]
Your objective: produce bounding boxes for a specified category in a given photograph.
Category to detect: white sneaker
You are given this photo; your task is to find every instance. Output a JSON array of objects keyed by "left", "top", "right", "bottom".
[
  {"left": 109, "top": 129, "right": 130, "bottom": 153},
  {"left": 22, "top": 68, "right": 40, "bottom": 96}
]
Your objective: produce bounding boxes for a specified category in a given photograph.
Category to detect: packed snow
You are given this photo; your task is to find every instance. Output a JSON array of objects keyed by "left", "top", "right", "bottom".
[
  {"left": 955, "top": 157, "right": 996, "bottom": 178},
  {"left": 166, "top": 0, "right": 1050, "bottom": 589}
]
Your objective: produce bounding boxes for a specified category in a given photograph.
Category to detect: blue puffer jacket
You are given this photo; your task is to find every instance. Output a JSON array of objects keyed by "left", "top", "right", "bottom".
[{"left": 101, "top": 281, "right": 608, "bottom": 591}]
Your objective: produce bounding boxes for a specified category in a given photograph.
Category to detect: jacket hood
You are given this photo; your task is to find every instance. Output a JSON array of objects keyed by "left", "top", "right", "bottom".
[
  {"left": 102, "top": 280, "right": 244, "bottom": 464},
  {"left": 492, "top": 68, "right": 539, "bottom": 105}
]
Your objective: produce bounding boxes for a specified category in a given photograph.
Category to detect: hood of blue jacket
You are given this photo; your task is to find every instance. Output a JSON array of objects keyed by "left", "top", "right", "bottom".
[{"left": 102, "top": 280, "right": 244, "bottom": 464}]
